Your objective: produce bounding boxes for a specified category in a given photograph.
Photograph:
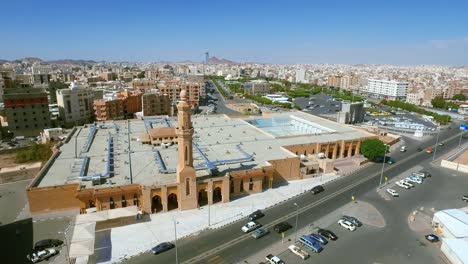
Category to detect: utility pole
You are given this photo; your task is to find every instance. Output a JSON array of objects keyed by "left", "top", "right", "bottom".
[
  {"left": 379, "top": 144, "right": 388, "bottom": 186},
  {"left": 293, "top": 203, "right": 299, "bottom": 242}
]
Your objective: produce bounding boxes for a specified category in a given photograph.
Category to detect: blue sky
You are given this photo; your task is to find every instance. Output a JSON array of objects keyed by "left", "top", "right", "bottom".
[{"left": 1, "top": 0, "right": 467, "bottom": 65}]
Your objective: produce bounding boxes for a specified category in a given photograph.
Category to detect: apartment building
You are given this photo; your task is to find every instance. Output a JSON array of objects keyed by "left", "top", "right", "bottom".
[
  {"left": 132, "top": 79, "right": 157, "bottom": 92},
  {"left": 242, "top": 82, "right": 271, "bottom": 96},
  {"left": 56, "top": 81, "right": 94, "bottom": 126},
  {"left": 157, "top": 81, "right": 201, "bottom": 108},
  {"left": 366, "top": 79, "right": 408, "bottom": 100},
  {"left": 327, "top": 75, "right": 342, "bottom": 88},
  {"left": 141, "top": 93, "right": 171, "bottom": 116},
  {"left": 3, "top": 86, "right": 51, "bottom": 136},
  {"left": 31, "top": 65, "right": 53, "bottom": 88},
  {"left": 93, "top": 91, "right": 142, "bottom": 121}
]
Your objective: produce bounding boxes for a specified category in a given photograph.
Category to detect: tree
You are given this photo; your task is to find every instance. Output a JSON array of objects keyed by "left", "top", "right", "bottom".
[
  {"left": 453, "top": 93, "right": 466, "bottom": 101},
  {"left": 431, "top": 96, "right": 446, "bottom": 109},
  {"left": 137, "top": 71, "right": 145, "bottom": 79},
  {"left": 360, "top": 139, "right": 386, "bottom": 161}
]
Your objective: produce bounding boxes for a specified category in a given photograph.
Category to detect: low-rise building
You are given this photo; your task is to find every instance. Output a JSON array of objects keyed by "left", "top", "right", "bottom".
[
  {"left": 93, "top": 91, "right": 143, "bottom": 121},
  {"left": 242, "top": 81, "right": 271, "bottom": 96}
]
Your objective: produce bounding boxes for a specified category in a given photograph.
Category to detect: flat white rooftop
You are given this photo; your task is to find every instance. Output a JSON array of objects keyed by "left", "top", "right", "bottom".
[{"left": 36, "top": 111, "right": 372, "bottom": 188}]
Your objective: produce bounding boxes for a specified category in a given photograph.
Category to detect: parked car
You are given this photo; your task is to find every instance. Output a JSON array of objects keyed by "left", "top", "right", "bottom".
[
  {"left": 265, "top": 254, "right": 285, "bottom": 264},
  {"left": 310, "top": 185, "right": 324, "bottom": 194},
  {"left": 274, "top": 222, "right": 292, "bottom": 233},
  {"left": 386, "top": 189, "right": 399, "bottom": 197},
  {"left": 417, "top": 147, "right": 423, "bottom": 152},
  {"left": 338, "top": 219, "right": 356, "bottom": 231},
  {"left": 412, "top": 171, "right": 431, "bottom": 178},
  {"left": 249, "top": 210, "right": 265, "bottom": 221},
  {"left": 406, "top": 176, "right": 423, "bottom": 184},
  {"left": 462, "top": 195, "right": 468, "bottom": 202},
  {"left": 251, "top": 228, "right": 270, "bottom": 239},
  {"left": 241, "top": 221, "right": 261, "bottom": 233},
  {"left": 396, "top": 181, "right": 411, "bottom": 189},
  {"left": 401, "top": 180, "right": 414, "bottom": 188},
  {"left": 426, "top": 148, "right": 433, "bottom": 154},
  {"left": 341, "top": 215, "right": 362, "bottom": 227},
  {"left": 317, "top": 229, "right": 338, "bottom": 241},
  {"left": 34, "top": 239, "right": 63, "bottom": 251},
  {"left": 400, "top": 146, "right": 407, "bottom": 152},
  {"left": 309, "top": 233, "right": 328, "bottom": 245},
  {"left": 151, "top": 242, "right": 175, "bottom": 254},
  {"left": 288, "top": 245, "right": 310, "bottom": 260},
  {"left": 425, "top": 234, "right": 440, "bottom": 242},
  {"left": 438, "top": 142, "right": 445, "bottom": 146},
  {"left": 299, "top": 235, "right": 323, "bottom": 253},
  {"left": 27, "top": 248, "right": 58, "bottom": 263}
]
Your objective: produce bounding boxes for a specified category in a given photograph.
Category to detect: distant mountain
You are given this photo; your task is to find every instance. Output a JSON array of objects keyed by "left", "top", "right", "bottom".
[
  {"left": 47, "top": 59, "right": 97, "bottom": 65},
  {"left": 208, "top": 56, "right": 237, "bottom": 65}
]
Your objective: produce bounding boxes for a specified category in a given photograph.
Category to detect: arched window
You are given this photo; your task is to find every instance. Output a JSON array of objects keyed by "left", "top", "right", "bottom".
[
  {"left": 110, "top": 197, "right": 115, "bottom": 209},
  {"left": 240, "top": 179, "right": 244, "bottom": 192},
  {"left": 121, "top": 196, "right": 127, "bottom": 208},
  {"left": 133, "top": 194, "right": 139, "bottom": 206},
  {"left": 185, "top": 146, "right": 188, "bottom": 164},
  {"left": 249, "top": 177, "right": 253, "bottom": 191}
]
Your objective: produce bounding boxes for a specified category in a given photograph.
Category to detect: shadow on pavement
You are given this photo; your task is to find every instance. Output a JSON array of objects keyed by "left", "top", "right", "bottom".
[{"left": 0, "top": 218, "right": 33, "bottom": 263}]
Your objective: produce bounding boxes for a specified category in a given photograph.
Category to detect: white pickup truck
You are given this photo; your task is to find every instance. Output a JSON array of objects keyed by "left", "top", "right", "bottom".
[
  {"left": 288, "top": 245, "right": 310, "bottom": 260},
  {"left": 265, "top": 254, "right": 285, "bottom": 264}
]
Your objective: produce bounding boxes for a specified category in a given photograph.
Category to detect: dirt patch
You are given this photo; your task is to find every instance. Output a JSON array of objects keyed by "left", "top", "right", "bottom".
[
  {"left": 341, "top": 201, "right": 386, "bottom": 228},
  {"left": 0, "top": 154, "right": 18, "bottom": 167}
]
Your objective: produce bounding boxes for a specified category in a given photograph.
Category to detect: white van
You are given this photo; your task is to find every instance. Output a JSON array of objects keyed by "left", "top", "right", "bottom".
[{"left": 400, "top": 146, "right": 407, "bottom": 152}]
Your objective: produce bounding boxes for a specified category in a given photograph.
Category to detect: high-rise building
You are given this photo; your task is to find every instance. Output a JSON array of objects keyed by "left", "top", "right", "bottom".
[
  {"left": 141, "top": 93, "right": 171, "bottom": 116},
  {"left": 327, "top": 75, "right": 342, "bottom": 88},
  {"left": 366, "top": 79, "right": 408, "bottom": 100},
  {"left": 3, "top": 86, "right": 51, "bottom": 136},
  {"left": 56, "top": 81, "right": 94, "bottom": 126},
  {"left": 295, "top": 68, "right": 306, "bottom": 83}
]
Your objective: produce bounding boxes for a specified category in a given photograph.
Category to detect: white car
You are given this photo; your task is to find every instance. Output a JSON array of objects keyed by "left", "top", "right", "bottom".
[
  {"left": 386, "top": 189, "right": 399, "bottom": 197},
  {"left": 288, "top": 245, "right": 309, "bottom": 260},
  {"left": 396, "top": 181, "right": 411, "bottom": 189},
  {"left": 338, "top": 219, "right": 356, "bottom": 231},
  {"left": 27, "top": 248, "right": 58, "bottom": 263},
  {"left": 241, "top": 221, "right": 261, "bottom": 233},
  {"left": 406, "top": 177, "right": 423, "bottom": 184},
  {"left": 401, "top": 180, "right": 414, "bottom": 188},
  {"left": 400, "top": 146, "right": 407, "bottom": 152}
]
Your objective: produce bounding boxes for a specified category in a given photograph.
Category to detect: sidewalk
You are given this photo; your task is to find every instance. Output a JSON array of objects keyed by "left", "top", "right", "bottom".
[{"left": 95, "top": 173, "right": 340, "bottom": 263}]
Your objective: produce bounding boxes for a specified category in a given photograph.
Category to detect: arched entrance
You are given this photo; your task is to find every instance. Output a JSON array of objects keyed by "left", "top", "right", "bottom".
[
  {"left": 167, "top": 193, "right": 178, "bottom": 211},
  {"left": 198, "top": 189, "right": 208, "bottom": 206},
  {"left": 213, "top": 187, "right": 222, "bottom": 204},
  {"left": 152, "top": 195, "right": 163, "bottom": 213}
]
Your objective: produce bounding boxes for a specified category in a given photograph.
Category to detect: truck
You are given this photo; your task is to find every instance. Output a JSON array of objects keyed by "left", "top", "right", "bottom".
[
  {"left": 288, "top": 245, "right": 310, "bottom": 260},
  {"left": 265, "top": 254, "right": 285, "bottom": 264}
]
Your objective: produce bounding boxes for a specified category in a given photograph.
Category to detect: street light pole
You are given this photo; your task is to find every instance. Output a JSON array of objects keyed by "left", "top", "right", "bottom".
[
  {"left": 173, "top": 219, "right": 179, "bottom": 264},
  {"left": 433, "top": 127, "right": 441, "bottom": 161},
  {"left": 293, "top": 203, "right": 299, "bottom": 243},
  {"left": 379, "top": 144, "right": 388, "bottom": 186}
]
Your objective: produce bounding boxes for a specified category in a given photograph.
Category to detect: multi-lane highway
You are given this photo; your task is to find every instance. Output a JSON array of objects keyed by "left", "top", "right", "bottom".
[{"left": 127, "top": 122, "right": 463, "bottom": 264}]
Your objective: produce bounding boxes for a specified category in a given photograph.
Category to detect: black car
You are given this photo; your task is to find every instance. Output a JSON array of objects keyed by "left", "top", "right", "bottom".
[
  {"left": 317, "top": 229, "right": 338, "bottom": 241},
  {"left": 151, "top": 242, "right": 175, "bottom": 255},
  {"left": 462, "top": 195, "right": 468, "bottom": 202},
  {"left": 34, "top": 239, "right": 63, "bottom": 251},
  {"left": 341, "top": 215, "right": 362, "bottom": 227},
  {"left": 249, "top": 210, "right": 265, "bottom": 221},
  {"left": 417, "top": 147, "right": 423, "bottom": 152},
  {"left": 273, "top": 222, "right": 292, "bottom": 233},
  {"left": 310, "top": 185, "right": 324, "bottom": 194}
]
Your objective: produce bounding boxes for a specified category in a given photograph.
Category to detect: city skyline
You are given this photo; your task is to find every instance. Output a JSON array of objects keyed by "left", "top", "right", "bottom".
[{"left": 1, "top": 0, "right": 467, "bottom": 65}]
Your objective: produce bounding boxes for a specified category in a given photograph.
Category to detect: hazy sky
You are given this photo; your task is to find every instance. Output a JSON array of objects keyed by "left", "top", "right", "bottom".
[{"left": 1, "top": 0, "right": 467, "bottom": 65}]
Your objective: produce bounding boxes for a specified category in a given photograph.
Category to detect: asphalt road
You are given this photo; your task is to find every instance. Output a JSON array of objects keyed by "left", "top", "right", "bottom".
[
  {"left": 127, "top": 123, "right": 463, "bottom": 264},
  {"left": 206, "top": 80, "right": 241, "bottom": 115}
]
